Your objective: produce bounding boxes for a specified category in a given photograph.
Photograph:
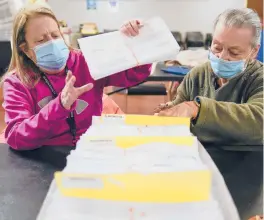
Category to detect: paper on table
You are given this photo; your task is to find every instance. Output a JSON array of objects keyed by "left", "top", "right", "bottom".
[
  {"left": 56, "top": 138, "right": 209, "bottom": 202},
  {"left": 78, "top": 17, "right": 180, "bottom": 80},
  {"left": 85, "top": 115, "right": 191, "bottom": 137},
  {"left": 92, "top": 114, "right": 190, "bottom": 126},
  {"left": 66, "top": 137, "right": 204, "bottom": 175},
  {"left": 38, "top": 191, "right": 224, "bottom": 220},
  {"left": 55, "top": 170, "right": 211, "bottom": 202},
  {"left": 85, "top": 125, "right": 191, "bottom": 138}
]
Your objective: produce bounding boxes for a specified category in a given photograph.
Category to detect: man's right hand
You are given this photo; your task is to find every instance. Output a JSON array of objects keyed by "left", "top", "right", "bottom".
[{"left": 61, "top": 71, "right": 93, "bottom": 110}]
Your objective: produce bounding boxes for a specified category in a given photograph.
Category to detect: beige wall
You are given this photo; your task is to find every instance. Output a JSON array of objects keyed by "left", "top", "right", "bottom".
[{"left": 49, "top": 0, "right": 245, "bottom": 36}]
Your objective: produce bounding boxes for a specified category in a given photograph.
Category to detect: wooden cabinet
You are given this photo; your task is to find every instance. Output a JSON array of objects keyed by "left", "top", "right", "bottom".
[{"left": 246, "top": 0, "right": 263, "bottom": 21}]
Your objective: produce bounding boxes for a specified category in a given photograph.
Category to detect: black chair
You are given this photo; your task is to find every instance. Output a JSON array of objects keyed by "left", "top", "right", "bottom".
[
  {"left": 185, "top": 32, "right": 204, "bottom": 48},
  {"left": 205, "top": 33, "right": 213, "bottom": 49},
  {"left": 0, "top": 41, "right": 12, "bottom": 77},
  {"left": 171, "top": 31, "right": 184, "bottom": 50}
]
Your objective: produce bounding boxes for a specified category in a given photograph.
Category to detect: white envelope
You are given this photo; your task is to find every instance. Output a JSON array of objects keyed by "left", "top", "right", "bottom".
[{"left": 78, "top": 17, "right": 180, "bottom": 80}]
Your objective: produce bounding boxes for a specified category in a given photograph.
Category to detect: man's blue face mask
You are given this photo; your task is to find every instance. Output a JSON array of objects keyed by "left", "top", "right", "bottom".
[
  {"left": 33, "top": 38, "right": 70, "bottom": 72},
  {"left": 209, "top": 50, "right": 252, "bottom": 79}
]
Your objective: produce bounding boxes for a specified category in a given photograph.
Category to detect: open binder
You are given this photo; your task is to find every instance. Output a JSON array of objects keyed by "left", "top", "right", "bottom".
[{"left": 78, "top": 17, "right": 180, "bottom": 80}]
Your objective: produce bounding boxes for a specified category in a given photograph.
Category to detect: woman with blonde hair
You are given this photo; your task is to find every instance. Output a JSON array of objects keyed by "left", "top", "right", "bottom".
[{"left": 2, "top": 3, "right": 151, "bottom": 150}]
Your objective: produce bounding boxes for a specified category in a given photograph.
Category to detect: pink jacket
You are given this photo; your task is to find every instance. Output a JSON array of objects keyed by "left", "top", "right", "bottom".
[{"left": 3, "top": 50, "right": 151, "bottom": 150}]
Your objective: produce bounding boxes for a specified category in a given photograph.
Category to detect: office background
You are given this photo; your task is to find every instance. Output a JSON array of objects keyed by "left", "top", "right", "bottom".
[{"left": 49, "top": 0, "right": 245, "bottom": 35}]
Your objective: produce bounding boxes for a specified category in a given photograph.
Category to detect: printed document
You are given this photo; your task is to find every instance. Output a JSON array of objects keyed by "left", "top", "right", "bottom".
[{"left": 78, "top": 17, "right": 180, "bottom": 80}]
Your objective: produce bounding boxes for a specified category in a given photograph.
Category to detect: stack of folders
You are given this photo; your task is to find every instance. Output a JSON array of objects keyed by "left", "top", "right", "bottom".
[{"left": 37, "top": 115, "right": 225, "bottom": 220}]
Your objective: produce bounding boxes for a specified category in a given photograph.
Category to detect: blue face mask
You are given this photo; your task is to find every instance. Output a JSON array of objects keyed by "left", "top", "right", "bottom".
[
  {"left": 209, "top": 51, "right": 248, "bottom": 79},
  {"left": 33, "top": 38, "right": 70, "bottom": 72}
]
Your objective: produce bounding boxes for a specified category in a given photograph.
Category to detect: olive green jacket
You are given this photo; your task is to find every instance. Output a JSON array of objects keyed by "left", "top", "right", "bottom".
[{"left": 172, "top": 60, "right": 263, "bottom": 145}]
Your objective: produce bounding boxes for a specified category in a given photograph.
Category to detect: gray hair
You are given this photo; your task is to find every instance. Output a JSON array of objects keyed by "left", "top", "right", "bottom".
[{"left": 214, "top": 8, "right": 261, "bottom": 47}]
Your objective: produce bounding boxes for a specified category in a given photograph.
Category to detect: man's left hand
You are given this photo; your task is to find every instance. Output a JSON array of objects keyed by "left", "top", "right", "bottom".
[{"left": 156, "top": 101, "right": 199, "bottom": 119}]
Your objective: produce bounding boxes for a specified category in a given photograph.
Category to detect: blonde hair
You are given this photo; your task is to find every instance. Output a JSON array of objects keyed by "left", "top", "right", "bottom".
[{"left": 3, "top": 3, "right": 66, "bottom": 87}]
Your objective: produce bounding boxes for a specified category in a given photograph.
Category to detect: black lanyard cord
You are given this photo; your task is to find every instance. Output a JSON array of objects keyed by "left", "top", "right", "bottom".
[
  {"left": 41, "top": 74, "right": 58, "bottom": 98},
  {"left": 40, "top": 68, "right": 76, "bottom": 144}
]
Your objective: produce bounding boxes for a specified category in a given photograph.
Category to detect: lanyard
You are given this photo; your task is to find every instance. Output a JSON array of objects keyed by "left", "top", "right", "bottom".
[{"left": 40, "top": 68, "right": 76, "bottom": 145}]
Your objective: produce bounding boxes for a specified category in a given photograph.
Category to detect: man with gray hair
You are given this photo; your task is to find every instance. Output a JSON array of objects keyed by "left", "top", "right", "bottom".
[{"left": 156, "top": 8, "right": 263, "bottom": 145}]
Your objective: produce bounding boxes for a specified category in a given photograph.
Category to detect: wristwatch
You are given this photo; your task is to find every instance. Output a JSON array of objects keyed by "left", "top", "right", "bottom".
[
  {"left": 194, "top": 96, "right": 201, "bottom": 108},
  {"left": 192, "top": 97, "right": 201, "bottom": 124}
]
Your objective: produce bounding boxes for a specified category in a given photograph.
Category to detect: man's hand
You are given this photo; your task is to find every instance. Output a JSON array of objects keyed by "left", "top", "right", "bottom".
[
  {"left": 156, "top": 101, "right": 199, "bottom": 119},
  {"left": 61, "top": 71, "right": 93, "bottom": 110},
  {"left": 154, "top": 101, "right": 174, "bottom": 114}
]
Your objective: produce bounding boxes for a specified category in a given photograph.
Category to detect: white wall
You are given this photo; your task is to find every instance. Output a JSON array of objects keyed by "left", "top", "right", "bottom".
[{"left": 48, "top": 0, "right": 245, "bottom": 35}]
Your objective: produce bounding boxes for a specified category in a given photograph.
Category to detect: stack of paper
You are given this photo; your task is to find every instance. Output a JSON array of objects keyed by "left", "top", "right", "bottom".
[
  {"left": 37, "top": 115, "right": 229, "bottom": 220},
  {"left": 78, "top": 17, "right": 180, "bottom": 80}
]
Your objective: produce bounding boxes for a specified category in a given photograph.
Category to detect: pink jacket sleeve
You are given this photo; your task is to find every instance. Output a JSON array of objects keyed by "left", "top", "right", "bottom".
[
  {"left": 103, "top": 64, "right": 152, "bottom": 87},
  {"left": 3, "top": 77, "right": 72, "bottom": 150}
]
